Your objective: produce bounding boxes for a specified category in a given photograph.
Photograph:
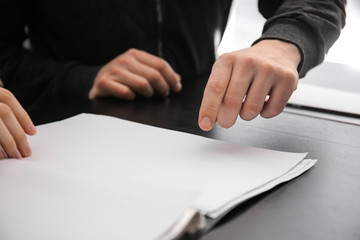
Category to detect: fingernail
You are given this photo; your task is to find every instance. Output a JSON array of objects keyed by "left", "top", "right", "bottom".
[
  {"left": 14, "top": 150, "right": 22, "bottom": 160},
  {"left": 200, "top": 117, "right": 212, "bottom": 130}
]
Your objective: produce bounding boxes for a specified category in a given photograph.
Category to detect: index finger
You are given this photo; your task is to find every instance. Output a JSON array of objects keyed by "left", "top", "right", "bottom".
[
  {"left": 0, "top": 88, "right": 36, "bottom": 135},
  {"left": 198, "top": 58, "right": 233, "bottom": 131}
]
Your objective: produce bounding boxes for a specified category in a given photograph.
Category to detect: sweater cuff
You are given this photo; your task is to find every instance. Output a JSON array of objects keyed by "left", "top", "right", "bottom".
[
  {"left": 253, "top": 20, "right": 321, "bottom": 78},
  {"left": 63, "top": 64, "right": 101, "bottom": 102}
]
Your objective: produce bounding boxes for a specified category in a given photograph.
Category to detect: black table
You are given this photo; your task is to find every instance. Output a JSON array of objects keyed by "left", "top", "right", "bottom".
[{"left": 29, "top": 78, "right": 360, "bottom": 240}]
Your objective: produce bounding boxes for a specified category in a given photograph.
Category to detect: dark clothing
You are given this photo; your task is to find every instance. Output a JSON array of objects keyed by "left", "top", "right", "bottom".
[{"left": 0, "top": 0, "right": 346, "bottom": 110}]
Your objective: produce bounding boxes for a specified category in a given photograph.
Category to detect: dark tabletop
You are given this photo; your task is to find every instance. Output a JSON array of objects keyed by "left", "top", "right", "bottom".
[{"left": 29, "top": 77, "right": 360, "bottom": 240}]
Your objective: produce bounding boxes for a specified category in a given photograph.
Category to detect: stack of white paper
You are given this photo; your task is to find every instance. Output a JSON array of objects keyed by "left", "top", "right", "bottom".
[{"left": 0, "top": 114, "right": 316, "bottom": 239}]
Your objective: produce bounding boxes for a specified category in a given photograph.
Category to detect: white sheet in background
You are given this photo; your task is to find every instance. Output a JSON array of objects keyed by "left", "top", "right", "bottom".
[
  {"left": 0, "top": 114, "right": 315, "bottom": 239},
  {"left": 288, "top": 83, "right": 360, "bottom": 116},
  {"left": 286, "top": 62, "right": 360, "bottom": 125}
]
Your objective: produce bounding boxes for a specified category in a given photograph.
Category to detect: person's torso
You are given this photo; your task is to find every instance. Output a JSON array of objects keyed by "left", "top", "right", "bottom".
[{"left": 27, "top": 0, "right": 232, "bottom": 77}]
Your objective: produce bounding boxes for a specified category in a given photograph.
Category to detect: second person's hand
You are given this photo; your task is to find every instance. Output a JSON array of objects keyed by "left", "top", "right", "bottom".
[
  {"left": 198, "top": 40, "right": 301, "bottom": 131},
  {"left": 89, "top": 48, "right": 182, "bottom": 100}
]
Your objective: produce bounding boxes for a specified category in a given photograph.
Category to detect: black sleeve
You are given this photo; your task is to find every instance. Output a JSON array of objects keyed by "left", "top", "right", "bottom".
[
  {"left": 0, "top": 0, "right": 100, "bottom": 110},
  {"left": 256, "top": 0, "right": 346, "bottom": 78}
]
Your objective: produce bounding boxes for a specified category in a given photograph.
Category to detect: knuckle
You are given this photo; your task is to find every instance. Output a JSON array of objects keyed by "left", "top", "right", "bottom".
[
  {"left": 135, "top": 80, "right": 150, "bottom": 91},
  {"left": 95, "top": 77, "right": 111, "bottom": 92},
  {"left": 216, "top": 52, "right": 235, "bottom": 67},
  {"left": 116, "top": 56, "right": 131, "bottom": 66},
  {"left": 108, "top": 65, "right": 120, "bottom": 75},
  {"left": 206, "top": 80, "right": 226, "bottom": 95},
  {"left": 127, "top": 48, "right": 139, "bottom": 56},
  {"left": 218, "top": 52, "right": 234, "bottom": 63},
  {"left": 245, "top": 102, "right": 260, "bottom": 115},
  {"left": 122, "top": 89, "right": 135, "bottom": 100},
  {"left": 155, "top": 60, "right": 167, "bottom": 71},
  {"left": 96, "top": 76, "right": 108, "bottom": 87},
  {"left": 0, "top": 103, "right": 13, "bottom": 119},
  {"left": 241, "top": 55, "right": 257, "bottom": 67},
  {"left": 223, "top": 95, "right": 240, "bottom": 110},
  {"left": 148, "top": 71, "right": 161, "bottom": 82},
  {"left": 280, "top": 70, "right": 298, "bottom": 87},
  {"left": 0, "top": 88, "right": 15, "bottom": 104}
]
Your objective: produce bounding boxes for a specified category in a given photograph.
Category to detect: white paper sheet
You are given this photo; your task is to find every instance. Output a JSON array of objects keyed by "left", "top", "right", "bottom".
[
  {"left": 288, "top": 83, "right": 360, "bottom": 116},
  {"left": 0, "top": 114, "right": 316, "bottom": 239},
  {"left": 287, "top": 62, "right": 360, "bottom": 124},
  {"left": 0, "top": 160, "right": 197, "bottom": 240}
]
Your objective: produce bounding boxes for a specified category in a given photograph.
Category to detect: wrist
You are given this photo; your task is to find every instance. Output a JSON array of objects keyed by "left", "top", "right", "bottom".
[{"left": 253, "top": 39, "right": 301, "bottom": 70}]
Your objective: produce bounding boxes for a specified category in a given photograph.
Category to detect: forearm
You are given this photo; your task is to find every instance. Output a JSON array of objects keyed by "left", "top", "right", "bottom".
[
  {"left": 256, "top": 0, "right": 346, "bottom": 77},
  {"left": 0, "top": 45, "right": 99, "bottom": 110}
]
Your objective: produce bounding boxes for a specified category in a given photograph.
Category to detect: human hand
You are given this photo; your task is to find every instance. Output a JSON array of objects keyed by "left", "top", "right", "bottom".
[
  {"left": 89, "top": 48, "right": 182, "bottom": 100},
  {"left": 0, "top": 88, "right": 36, "bottom": 159},
  {"left": 198, "top": 40, "right": 301, "bottom": 131}
]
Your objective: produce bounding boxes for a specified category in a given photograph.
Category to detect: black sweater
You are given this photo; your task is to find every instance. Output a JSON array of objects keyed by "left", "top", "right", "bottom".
[{"left": 0, "top": 0, "right": 346, "bottom": 109}]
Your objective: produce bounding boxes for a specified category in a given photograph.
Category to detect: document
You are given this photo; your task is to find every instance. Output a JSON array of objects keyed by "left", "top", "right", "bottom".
[
  {"left": 0, "top": 114, "right": 317, "bottom": 240},
  {"left": 287, "top": 62, "right": 360, "bottom": 125}
]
